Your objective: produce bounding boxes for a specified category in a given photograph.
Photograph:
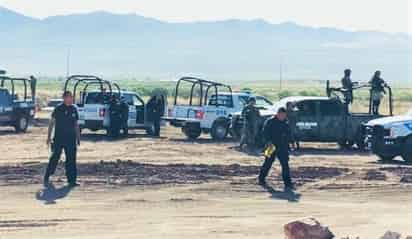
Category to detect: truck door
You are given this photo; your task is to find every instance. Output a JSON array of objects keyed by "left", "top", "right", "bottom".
[
  {"left": 203, "top": 94, "right": 233, "bottom": 128},
  {"left": 294, "top": 100, "right": 320, "bottom": 141},
  {"left": 133, "top": 95, "right": 145, "bottom": 125},
  {"left": 0, "top": 89, "right": 12, "bottom": 122},
  {"left": 317, "top": 99, "right": 345, "bottom": 141}
]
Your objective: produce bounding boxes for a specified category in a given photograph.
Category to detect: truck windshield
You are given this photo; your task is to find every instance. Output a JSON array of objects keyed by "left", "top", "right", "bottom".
[
  {"left": 85, "top": 92, "right": 119, "bottom": 104},
  {"left": 237, "top": 95, "right": 273, "bottom": 108},
  {"left": 255, "top": 96, "right": 273, "bottom": 108}
]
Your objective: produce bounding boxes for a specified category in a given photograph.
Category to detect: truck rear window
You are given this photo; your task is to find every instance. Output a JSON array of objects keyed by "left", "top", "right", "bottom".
[
  {"left": 85, "top": 92, "right": 117, "bottom": 104},
  {"left": 208, "top": 95, "right": 233, "bottom": 107}
]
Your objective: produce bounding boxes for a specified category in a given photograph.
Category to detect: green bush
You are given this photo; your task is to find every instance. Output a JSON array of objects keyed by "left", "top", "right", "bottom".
[{"left": 278, "top": 90, "right": 293, "bottom": 99}]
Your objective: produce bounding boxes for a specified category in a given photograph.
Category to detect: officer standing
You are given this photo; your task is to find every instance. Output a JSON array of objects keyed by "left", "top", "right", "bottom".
[
  {"left": 370, "top": 71, "right": 387, "bottom": 115},
  {"left": 341, "top": 69, "right": 354, "bottom": 108},
  {"left": 44, "top": 91, "right": 80, "bottom": 187},
  {"left": 147, "top": 95, "right": 163, "bottom": 137},
  {"left": 119, "top": 96, "right": 129, "bottom": 136},
  {"left": 109, "top": 95, "right": 122, "bottom": 137},
  {"left": 258, "top": 107, "right": 293, "bottom": 189},
  {"left": 240, "top": 97, "right": 260, "bottom": 151}
]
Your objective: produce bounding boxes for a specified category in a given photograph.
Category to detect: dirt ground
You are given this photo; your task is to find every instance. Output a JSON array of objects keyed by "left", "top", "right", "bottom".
[{"left": 0, "top": 120, "right": 411, "bottom": 239}]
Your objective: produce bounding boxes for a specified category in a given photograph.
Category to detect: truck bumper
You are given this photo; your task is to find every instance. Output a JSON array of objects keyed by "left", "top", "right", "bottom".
[
  {"left": 82, "top": 120, "right": 105, "bottom": 130},
  {"left": 162, "top": 117, "right": 200, "bottom": 128},
  {"left": 372, "top": 137, "right": 403, "bottom": 157}
]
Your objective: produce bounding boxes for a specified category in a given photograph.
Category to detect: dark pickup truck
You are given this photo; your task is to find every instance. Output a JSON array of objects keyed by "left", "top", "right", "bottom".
[
  {"left": 0, "top": 72, "right": 37, "bottom": 133},
  {"left": 231, "top": 96, "right": 389, "bottom": 149}
]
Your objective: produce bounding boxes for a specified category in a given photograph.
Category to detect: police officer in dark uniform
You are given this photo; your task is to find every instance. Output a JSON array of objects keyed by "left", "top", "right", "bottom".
[
  {"left": 240, "top": 97, "right": 261, "bottom": 151},
  {"left": 44, "top": 91, "right": 80, "bottom": 187},
  {"left": 258, "top": 107, "right": 293, "bottom": 189},
  {"left": 369, "top": 71, "right": 387, "bottom": 115},
  {"left": 119, "top": 96, "right": 129, "bottom": 136},
  {"left": 109, "top": 95, "right": 122, "bottom": 137},
  {"left": 147, "top": 95, "right": 163, "bottom": 137},
  {"left": 341, "top": 69, "right": 354, "bottom": 112}
]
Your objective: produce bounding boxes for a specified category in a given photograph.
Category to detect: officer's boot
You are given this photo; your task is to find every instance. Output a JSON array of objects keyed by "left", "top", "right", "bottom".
[{"left": 258, "top": 157, "right": 274, "bottom": 185}]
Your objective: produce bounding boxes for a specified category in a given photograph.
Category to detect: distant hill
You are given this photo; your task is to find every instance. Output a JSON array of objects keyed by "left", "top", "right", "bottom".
[{"left": 0, "top": 6, "right": 410, "bottom": 84}]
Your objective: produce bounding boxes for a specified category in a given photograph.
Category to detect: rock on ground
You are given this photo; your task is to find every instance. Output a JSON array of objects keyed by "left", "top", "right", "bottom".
[
  {"left": 284, "top": 217, "right": 334, "bottom": 239},
  {"left": 379, "top": 231, "right": 401, "bottom": 239}
]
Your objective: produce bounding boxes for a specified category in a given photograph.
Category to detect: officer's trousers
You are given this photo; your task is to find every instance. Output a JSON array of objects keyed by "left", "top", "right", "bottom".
[
  {"left": 259, "top": 149, "right": 292, "bottom": 187},
  {"left": 153, "top": 118, "right": 161, "bottom": 137},
  {"left": 44, "top": 142, "right": 77, "bottom": 184},
  {"left": 372, "top": 100, "right": 381, "bottom": 115}
]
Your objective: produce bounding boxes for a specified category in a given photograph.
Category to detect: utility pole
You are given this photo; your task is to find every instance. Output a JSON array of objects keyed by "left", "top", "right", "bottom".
[
  {"left": 66, "top": 47, "right": 71, "bottom": 78},
  {"left": 279, "top": 56, "right": 283, "bottom": 91}
]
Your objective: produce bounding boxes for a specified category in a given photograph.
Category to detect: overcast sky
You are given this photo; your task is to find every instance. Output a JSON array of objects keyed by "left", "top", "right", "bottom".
[{"left": 0, "top": 0, "right": 410, "bottom": 33}]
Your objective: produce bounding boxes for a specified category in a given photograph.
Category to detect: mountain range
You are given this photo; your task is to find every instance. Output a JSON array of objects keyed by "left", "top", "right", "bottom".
[{"left": 0, "top": 6, "right": 410, "bottom": 83}]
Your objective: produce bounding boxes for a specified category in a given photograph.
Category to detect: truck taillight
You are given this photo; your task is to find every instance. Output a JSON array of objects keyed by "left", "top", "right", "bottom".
[
  {"left": 195, "top": 110, "right": 205, "bottom": 120},
  {"left": 99, "top": 108, "right": 106, "bottom": 117}
]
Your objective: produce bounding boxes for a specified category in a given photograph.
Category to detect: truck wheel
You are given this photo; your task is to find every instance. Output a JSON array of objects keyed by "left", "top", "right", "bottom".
[
  {"left": 182, "top": 125, "right": 201, "bottom": 140},
  {"left": 356, "top": 131, "right": 366, "bottom": 150},
  {"left": 15, "top": 115, "right": 29, "bottom": 133},
  {"left": 401, "top": 137, "right": 412, "bottom": 163},
  {"left": 338, "top": 140, "right": 353, "bottom": 149},
  {"left": 146, "top": 125, "right": 156, "bottom": 136},
  {"left": 377, "top": 154, "right": 395, "bottom": 162},
  {"left": 211, "top": 120, "right": 228, "bottom": 140}
]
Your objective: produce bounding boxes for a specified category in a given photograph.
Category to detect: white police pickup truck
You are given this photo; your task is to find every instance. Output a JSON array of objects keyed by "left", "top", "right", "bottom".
[
  {"left": 364, "top": 109, "right": 412, "bottom": 162},
  {"left": 166, "top": 77, "right": 267, "bottom": 140},
  {"left": 65, "top": 75, "right": 164, "bottom": 136},
  {"left": 78, "top": 90, "right": 160, "bottom": 136}
]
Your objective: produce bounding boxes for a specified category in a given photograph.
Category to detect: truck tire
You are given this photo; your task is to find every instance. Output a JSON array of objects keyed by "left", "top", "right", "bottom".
[
  {"left": 377, "top": 154, "right": 395, "bottom": 162},
  {"left": 211, "top": 119, "right": 229, "bottom": 140},
  {"left": 15, "top": 115, "right": 29, "bottom": 133},
  {"left": 401, "top": 137, "right": 412, "bottom": 163},
  {"left": 146, "top": 124, "right": 156, "bottom": 136},
  {"left": 182, "top": 124, "right": 201, "bottom": 140},
  {"left": 338, "top": 140, "right": 353, "bottom": 149},
  {"left": 356, "top": 131, "right": 366, "bottom": 150}
]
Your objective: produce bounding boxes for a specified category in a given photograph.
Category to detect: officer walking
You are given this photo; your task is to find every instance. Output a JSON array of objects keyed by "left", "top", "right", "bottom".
[
  {"left": 341, "top": 69, "right": 354, "bottom": 109},
  {"left": 258, "top": 107, "right": 293, "bottom": 189},
  {"left": 240, "top": 97, "right": 260, "bottom": 151},
  {"left": 370, "top": 71, "right": 387, "bottom": 115},
  {"left": 44, "top": 91, "right": 80, "bottom": 187}
]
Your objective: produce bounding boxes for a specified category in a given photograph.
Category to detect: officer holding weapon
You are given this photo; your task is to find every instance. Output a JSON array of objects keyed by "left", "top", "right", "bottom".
[
  {"left": 369, "top": 71, "right": 387, "bottom": 115},
  {"left": 240, "top": 97, "right": 261, "bottom": 152},
  {"left": 341, "top": 69, "right": 354, "bottom": 111}
]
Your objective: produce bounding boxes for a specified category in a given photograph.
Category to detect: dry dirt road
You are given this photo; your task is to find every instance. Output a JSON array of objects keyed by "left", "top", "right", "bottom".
[{"left": 0, "top": 123, "right": 411, "bottom": 239}]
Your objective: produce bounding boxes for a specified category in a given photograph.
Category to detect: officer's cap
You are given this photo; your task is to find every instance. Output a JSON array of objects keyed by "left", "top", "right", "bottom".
[{"left": 277, "top": 107, "right": 287, "bottom": 113}]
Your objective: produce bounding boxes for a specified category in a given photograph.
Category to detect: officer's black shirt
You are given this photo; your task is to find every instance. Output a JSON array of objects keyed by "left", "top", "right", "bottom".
[
  {"left": 52, "top": 104, "right": 79, "bottom": 144},
  {"left": 263, "top": 117, "right": 291, "bottom": 152}
]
